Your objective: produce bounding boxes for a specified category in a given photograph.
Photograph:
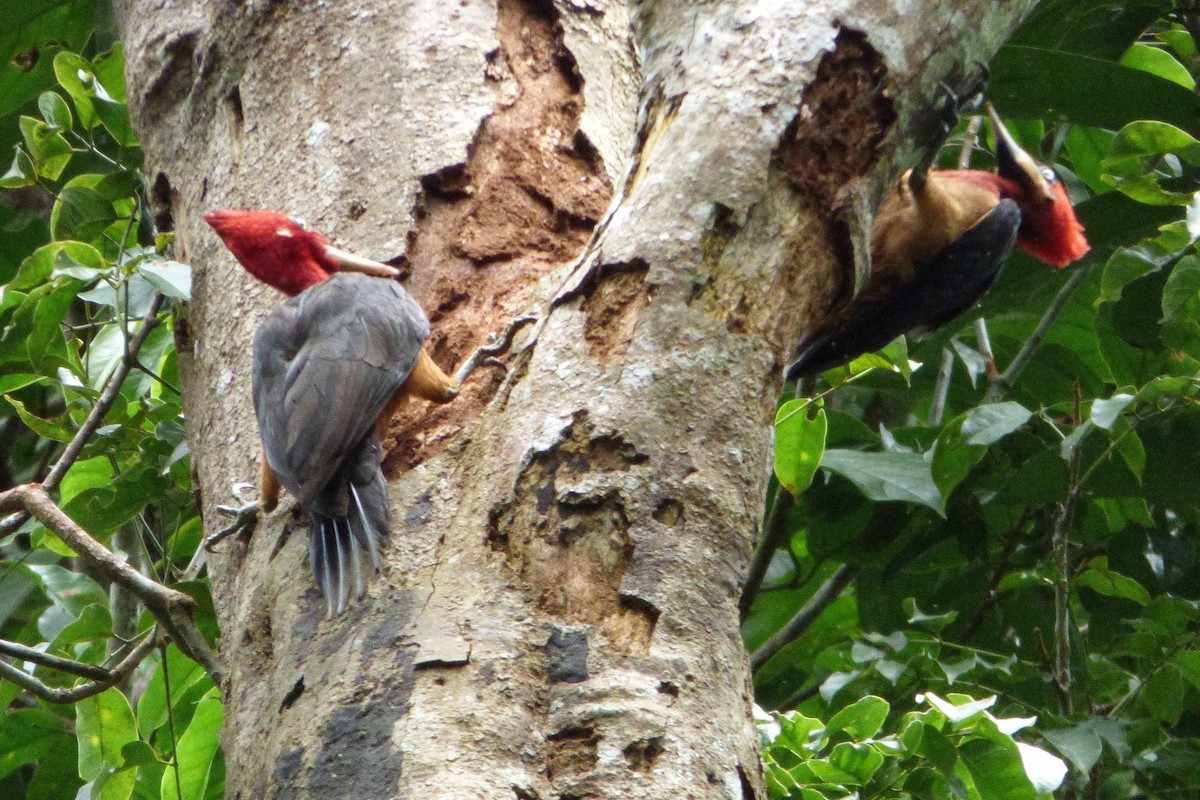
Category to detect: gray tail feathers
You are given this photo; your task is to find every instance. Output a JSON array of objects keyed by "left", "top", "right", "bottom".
[{"left": 307, "top": 435, "right": 389, "bottom": 618}]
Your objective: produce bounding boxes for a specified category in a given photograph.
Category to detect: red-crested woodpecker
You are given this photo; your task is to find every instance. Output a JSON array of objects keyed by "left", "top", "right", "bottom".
[
  {"left": 786, "top": 105, "right": 1089, "bottom": 379},
  {"left": 205, "top": 210, "right": 529, "bottom": 617}
]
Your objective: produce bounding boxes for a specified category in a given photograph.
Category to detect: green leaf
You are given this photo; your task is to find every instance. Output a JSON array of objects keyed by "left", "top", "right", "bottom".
[
  {"left": 1173, "top": 651, "right": 1200, "bottom": 691},
  {"left": 0, "top": 373, "right": 46, "bottom": 394},
  {"left": 137, "top": 645, "right": 209, "bottom": 738},
  {"left": 903, "top": 598, "right": 957, "bottom": 633},
  {"left": 1076, "top": 557, "right": 1150, "bottom": 605},
  {"left": 160, "top": 689, "right": 224, "bottom": 800},
  {"left": 958, "top": 738, "right": 1038, "bottom": 800},
  {"left": 1111, "top": 416, "right": 1146, "bottom": 480},
  {"left": 827, "top": 741, "right": 884, "bottom": 784},
  {"left": 53, "top": 50, "right": 98, "bottom": 129},
  {"left": 961, "top": 402, "right": 1033, "bottom": 446},
  {"left": 18, "top": 114, "right": 71, "bottom": 180},
  {"left": 51, "top": 181, "right": 118, "bottom": 242},
  {"left": 901, "top": 721, "right": 958, "bottom": 772},
  {"left": 1103, "top": 121, "right": 1200, "bottom": 205},
  {"left": 774, "top": 403, "right": 826, "bottom": 495},
  {"left": 1162, "top": 255, "right": 1200, "bottom": 323},
  {"left": 821, "top": 450, "right": 944, "bottom": 514},
  {"left": 0, "top": 1, "right": 95, "bottom": 120},
  {"left": 0, "top": 146, "right": 36, "bottom": 188},
  {"left": 1143, "top": 666, "right": 1185, "bottom": 724},
  {"left": 138, "top": 259, "right": 192, "bottom": 301},
  {"left": 1089, "top": 393, "right": 1134, "bottom": 430},
  {"left": 1042, "top": 725, "right": 1103, "bottom": 775},
  {"left": 991, "top": 46, "right": 1200, "bottom": 138},
  {"left": 76, "top": 688, "right": 137, "bottom": 792},
  {"left": 60, "top": 457, "right": 113, "bottom": 505},
  {"left": 51, "top": 603, "right": 112, "bottom": 648},
  {"left": 922, "top": 692, "right": 995, "bottom": 725},
  {"left": 1099, "top": 247, "right": 1161, "bottom": 305},
  {"left": 13, "top": 240, "right": 104, "bottom": 289},
  {"left": 119, "top": 740, "right": 157, "bottom": 768},
  {"left": 1120, "top": 43, "right": 1194, "bottom": 90},
  {"left": 5, "top": 394, "right": 72, "bottom": 441},
  {"left": 825, "top": 696, "right": 889, "bottom": 741},
  {"left": 37, "top": 90, "right": 72, "bottom": 128}
]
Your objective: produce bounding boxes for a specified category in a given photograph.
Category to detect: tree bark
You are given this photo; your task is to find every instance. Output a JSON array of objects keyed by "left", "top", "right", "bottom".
[{"left": 115, "top": 0, "right": 1035, "bottom": 796}]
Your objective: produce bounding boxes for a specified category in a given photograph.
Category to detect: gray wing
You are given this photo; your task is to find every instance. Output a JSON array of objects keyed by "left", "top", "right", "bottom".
[{"left": 252, "top": 273, "right": 430, "bottom": 505}]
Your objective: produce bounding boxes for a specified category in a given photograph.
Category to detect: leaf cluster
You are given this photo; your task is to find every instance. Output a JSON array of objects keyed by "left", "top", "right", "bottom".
[
  {"left": 0, "top": 8, "right": 221, "bottom": 799},
  {"left": 748, "top": 4, "right": 1200, "bottom": 798}
]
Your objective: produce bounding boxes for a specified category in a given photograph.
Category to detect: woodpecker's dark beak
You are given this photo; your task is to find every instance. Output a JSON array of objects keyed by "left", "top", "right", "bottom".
[
  {"left": 322, "top": 245, "right": 401, "bottom": 278},
  {"left": 988, "top": 104, "right": 1056, "bottom": 205}
]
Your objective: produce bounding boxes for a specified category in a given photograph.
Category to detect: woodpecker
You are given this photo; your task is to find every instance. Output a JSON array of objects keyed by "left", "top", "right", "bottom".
[
  {"left": 205, "top": 210, "right": 529, "bottom": 617},
  {"left": 786, "top": 105, "right": 1089, "bottom": 380}
]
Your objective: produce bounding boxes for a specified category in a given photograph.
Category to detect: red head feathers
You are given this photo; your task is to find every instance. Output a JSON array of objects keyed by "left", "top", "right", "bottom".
[{"left": 204, "top": 210, "right": 399, "bottom": 296}]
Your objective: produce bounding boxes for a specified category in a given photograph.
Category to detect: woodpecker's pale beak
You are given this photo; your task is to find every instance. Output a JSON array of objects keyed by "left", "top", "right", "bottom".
[
  {"left": 322, "top": 245, "right": 401, "bottom": 277},
  {"left": 988, "top": 103, "right": 1056, "bottom": 205}
]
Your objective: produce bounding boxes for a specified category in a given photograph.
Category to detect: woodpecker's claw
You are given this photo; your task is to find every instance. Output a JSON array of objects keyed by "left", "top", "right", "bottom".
[
  {"left": 207, "top": 501, "right": 261, "bottom": 550},
  {"left": 450, "top": 315, "right": 538, "bottom": 390}
]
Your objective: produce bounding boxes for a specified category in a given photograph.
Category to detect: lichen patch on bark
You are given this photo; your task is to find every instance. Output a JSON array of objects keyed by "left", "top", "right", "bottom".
[{"left": 383, "top": 0, "right": 613, "bottom": 476}]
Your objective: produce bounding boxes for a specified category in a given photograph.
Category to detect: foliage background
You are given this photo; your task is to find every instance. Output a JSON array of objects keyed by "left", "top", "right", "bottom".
[{"left": 0, "top": 1, "right": 1197, "bottom": 798}]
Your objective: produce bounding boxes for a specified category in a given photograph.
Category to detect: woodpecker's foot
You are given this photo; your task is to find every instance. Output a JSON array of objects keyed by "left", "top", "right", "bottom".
[
  {"left": 207, "top": 502, "right": 259, "bottom": 550},
  {"left": 449, "top": 315, "right": 538, "bottom": 395}
]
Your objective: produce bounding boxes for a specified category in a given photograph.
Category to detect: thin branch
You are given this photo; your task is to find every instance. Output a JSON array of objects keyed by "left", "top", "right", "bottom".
[
  {"left": 0, "top": 631, "right": 158, "bottom": 703},
  {"left": 0, "top": 639, "right": 112, "bottom": 681},
  {"left": 750, "top": 564, "right": 856, "bottom": 671},
  {"left": 0, "top": 483, "right": 222, "bottom": 684},
  {"left": 974, "top": 318, "right": 997, "bottom": 376},
  {"left": 0, "top": 293, "right": 167, "bottom": 535},
  {"left": 928, "top": 348, "right": 955, "bottom": 426},
  {"left": 984, "top": 267, "right": 1090, "bottom": 403},
  {"left": 739, "top": 488, "right": 795, "bottom": 619},
  {"left": 1052, "top": 383, "right": 1084, "bottom": 714},
  {"left": 958, "top": 115, "right": 983, "bottom": 169}
]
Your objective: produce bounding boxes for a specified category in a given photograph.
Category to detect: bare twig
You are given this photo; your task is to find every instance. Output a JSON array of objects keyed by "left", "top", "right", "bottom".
[
  {"left": 928, "top": 348, "right": 955, "bottom": 426},
  {"left": 0, "top": 638, "right": 112, "bottom": 681},
  {"left": 0, "top": 484, "right": 222, "bottom": 684},
  {"left": 1052, "top": 383, "right": 1083, "bottom": 714},
  {"left": 0, "top": 293, "right": 167, "bottom": 535},
  {"left": 985, "top": 267, "right": 1090, "bottom": 402},
  {"left": 0, "top": 631, "right": 158, "bottom": 703},
  {"left": 974, "top": 318, "right": 997, "bottom": 376},
  {"left": 750, "top": 564, "right": 856, "bottom": 671},
  {"left": 958, "top": 115, "right": 983, "bottom": 169},
  {"left": 739, "top": 488, "right": 795, "bottom": 620}
]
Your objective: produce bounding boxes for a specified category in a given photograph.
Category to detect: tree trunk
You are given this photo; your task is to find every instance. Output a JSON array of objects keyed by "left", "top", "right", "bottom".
[{"left": 115, "top": 1, "right": 1034, "bottom": 796}]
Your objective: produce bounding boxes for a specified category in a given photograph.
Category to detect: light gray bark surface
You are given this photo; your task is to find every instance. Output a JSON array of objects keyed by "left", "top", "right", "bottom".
[{"left": 116, "top": 0, "right": 1034, "bottom": 796}]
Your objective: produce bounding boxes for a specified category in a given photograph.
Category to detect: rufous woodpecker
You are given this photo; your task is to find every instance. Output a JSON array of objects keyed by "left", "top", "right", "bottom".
[
  {"left": 205, "top": 210, "right": 524, "bottom": 617},
  {"left": 786, "top": 104, "right": 1090, "bottom": 379}
]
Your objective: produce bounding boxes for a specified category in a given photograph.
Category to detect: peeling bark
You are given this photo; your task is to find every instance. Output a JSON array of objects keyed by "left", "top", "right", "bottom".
[{"left": 115, "top": 0, "right": 1036, "bottom": 797}]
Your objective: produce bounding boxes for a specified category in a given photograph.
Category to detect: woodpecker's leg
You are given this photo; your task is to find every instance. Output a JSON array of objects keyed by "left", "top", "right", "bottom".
[
  {"left": 206, "top": 451, "right": 277, "bottom": 550},
  {"left": 402, "top": 315, "right": 538, "bottom": 404},
  {"left": 446, "top": 315, "right": 538, "bottom": 397}
]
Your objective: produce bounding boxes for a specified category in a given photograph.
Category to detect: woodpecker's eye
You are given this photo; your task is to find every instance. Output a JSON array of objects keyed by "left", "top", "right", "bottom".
[
  {"left": 1040, "top": 167, "right": 1057, "bottom": 184},
  {"left": 289, "top": 216, "right": 309, "bottom": 230}
]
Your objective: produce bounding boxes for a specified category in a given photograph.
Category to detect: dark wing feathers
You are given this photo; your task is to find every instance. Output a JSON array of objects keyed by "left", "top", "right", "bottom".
[
  {"left": 787, "top": 200, "right": 1020, "bottom": 380},
  {"left": 252, "top": 273, "right": 428, "bottom": 617},
  {"left": 253, "top": 274, "right": 427, "bottom": 504}
]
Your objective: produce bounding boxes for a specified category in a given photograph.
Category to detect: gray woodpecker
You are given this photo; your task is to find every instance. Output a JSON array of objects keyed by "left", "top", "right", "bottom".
[
  {"left": 205, "top": 210, "right": 524, "bottom": 617},
  {"left": 786, "top": 105, "right": 1090, "bottom": 380}
]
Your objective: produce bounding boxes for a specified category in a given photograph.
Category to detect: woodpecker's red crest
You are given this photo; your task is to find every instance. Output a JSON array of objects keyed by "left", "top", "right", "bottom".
[{"left": 204, "top": 209, "right": 399, "bottom": 296}]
